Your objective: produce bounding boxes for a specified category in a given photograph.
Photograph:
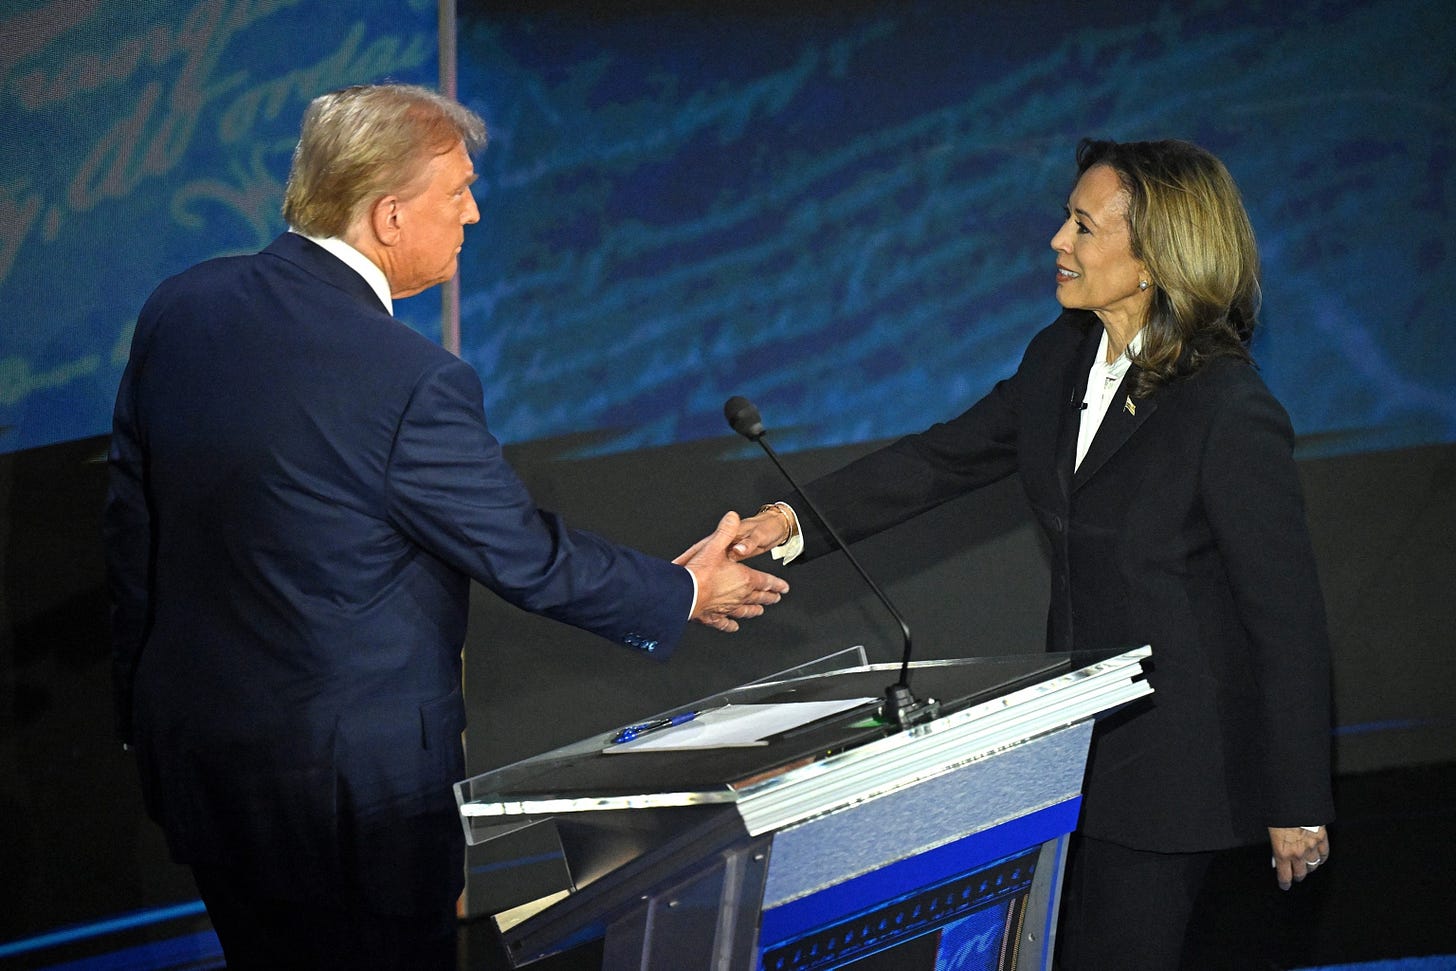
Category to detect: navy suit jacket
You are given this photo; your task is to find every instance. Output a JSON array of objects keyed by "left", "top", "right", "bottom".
[
  {"left": 105, "top": 233, "right": 694, "bottom": 913},
  {"left": 790, "top": 310, "right": 1335, "bottom": 852}
]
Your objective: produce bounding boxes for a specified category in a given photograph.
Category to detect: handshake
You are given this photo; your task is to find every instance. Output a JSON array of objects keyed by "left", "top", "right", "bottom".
[{"left": 673, "top": 506, "right": 799, "bottom": 632}]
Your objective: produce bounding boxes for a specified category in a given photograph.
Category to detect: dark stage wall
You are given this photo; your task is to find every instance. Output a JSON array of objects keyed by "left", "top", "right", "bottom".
[
  {"left": 457, "top": 434, "right": 1456, "bottom": 781},
  {"left": 2, "top": 433, "right": 1453, "bottom": 944}
]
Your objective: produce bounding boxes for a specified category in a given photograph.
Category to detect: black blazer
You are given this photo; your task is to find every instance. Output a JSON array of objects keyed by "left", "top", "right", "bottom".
[
  {"left": 105, "top": 233, "right": 694, "bottom": 913},
  {"left": 791, "top": 310, "right": 1335, "bottom": 852}
]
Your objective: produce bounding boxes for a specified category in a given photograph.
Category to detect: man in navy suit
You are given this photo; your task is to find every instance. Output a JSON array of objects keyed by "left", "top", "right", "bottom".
[{"left": 104, "top": 83, "right": 788, "bottom": 970}]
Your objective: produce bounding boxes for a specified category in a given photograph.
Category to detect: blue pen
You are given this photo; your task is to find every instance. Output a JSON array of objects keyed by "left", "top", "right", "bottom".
[{"left": 610, "top": 710, "right": 698, "bottom": 744}]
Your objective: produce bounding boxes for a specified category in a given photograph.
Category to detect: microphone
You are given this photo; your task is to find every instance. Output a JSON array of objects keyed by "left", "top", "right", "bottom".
[{"left": 723, "top": 395, "right": 939, "bottom": 729}]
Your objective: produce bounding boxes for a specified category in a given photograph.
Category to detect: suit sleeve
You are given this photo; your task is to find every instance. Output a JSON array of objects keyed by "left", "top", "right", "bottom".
[
  {"left": 1200, "top": 377, "right": 1336, "bottom": 825},
  {"left": 790, "top": 344, "right": 1033, "bottom": 560},
  {"left": 382, "top": 357, "right": 694, "bottom": 657}
]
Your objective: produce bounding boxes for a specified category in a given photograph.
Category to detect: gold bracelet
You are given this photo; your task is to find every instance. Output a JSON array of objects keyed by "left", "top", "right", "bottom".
[{"left": 757, "top": 502, "right": 792, "bottom": 546}]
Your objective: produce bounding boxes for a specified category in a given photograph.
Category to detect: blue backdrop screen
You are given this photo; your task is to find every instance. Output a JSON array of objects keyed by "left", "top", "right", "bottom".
[
  {"left": 0, "top": 0, "right": 439, "bottom": 454},
  {"left": 456, "top": 0, "right": 1456, "bottom": 459},
  {"left": 6, "top": 0, "right": 1452, "bottom": 460}
]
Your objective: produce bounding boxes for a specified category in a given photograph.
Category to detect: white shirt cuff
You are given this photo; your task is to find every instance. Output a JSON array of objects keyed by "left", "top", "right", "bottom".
[{"left": 769, "top": 502, "right": 804, "bottom": 564}]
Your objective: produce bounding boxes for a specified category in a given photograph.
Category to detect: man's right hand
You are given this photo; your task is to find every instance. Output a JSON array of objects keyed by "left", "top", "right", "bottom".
[{"left": 675, "top": 512, "right": 789, "bottom": 631}]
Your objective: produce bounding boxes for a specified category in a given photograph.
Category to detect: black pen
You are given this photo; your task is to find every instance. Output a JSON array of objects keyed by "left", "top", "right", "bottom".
[{"left": 610, "top": 710, "right": 698, "bottom": 745}]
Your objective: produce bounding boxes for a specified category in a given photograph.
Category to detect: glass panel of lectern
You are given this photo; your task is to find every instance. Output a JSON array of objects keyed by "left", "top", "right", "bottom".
[{"left": 456, "top": 646, "right": 1152, "bottom": 970}]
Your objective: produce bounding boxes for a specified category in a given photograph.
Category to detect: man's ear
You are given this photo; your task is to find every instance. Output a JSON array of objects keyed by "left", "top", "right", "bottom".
[{"left": 370, "top": 195, "right": 402, "bottom": 246}]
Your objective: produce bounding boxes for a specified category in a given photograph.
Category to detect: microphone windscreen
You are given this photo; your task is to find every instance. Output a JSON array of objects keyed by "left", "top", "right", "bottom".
[{"left": 723, "top": 396, "right": 765, "bottom": 440}]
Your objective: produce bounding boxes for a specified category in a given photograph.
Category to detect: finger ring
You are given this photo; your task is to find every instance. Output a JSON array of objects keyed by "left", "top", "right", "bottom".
[{"left": 1305, "top": 857, "right": 1321, "bottom": 867}]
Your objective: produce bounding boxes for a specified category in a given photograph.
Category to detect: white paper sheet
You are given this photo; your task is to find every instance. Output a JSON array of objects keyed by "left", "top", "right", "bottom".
[{"left": 603, "top": 698, "right": 877, "bottom": 753}]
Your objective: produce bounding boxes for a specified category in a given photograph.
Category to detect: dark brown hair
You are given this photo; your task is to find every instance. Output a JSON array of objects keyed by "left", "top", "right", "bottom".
[{"left": 1075, "top": 138, "right": 1261, "bottom": 394}]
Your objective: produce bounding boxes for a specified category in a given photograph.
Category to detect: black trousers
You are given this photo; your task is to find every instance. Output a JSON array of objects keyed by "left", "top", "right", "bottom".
[
  {"left": 192, "top": 864, "right": 458, "bottom": 970},
  {"left": 1054, "top": 834, "right": 1215, "bottom": 971}
]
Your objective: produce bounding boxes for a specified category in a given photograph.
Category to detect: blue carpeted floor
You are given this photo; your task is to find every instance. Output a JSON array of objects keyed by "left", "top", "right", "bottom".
[{"left": 7, "top": 763, "right": 1454, "bottom": 970}]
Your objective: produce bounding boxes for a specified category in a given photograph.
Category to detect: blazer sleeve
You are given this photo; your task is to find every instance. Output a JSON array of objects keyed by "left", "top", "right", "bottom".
[
  {"left": 789, "top": 329, "right": 1047, "bottom": 559},
  {"left": 1200, "top": 374, "right": 1336, "bottom": 825},
  {"left": 382, "top": 356, "right": 695, "bottom": 657}
]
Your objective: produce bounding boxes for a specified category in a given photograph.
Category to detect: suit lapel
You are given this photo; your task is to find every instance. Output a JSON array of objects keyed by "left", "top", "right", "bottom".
[
  {"left": 1073, "top": 367, "right": 1158, "bottom": 490},
  {"left": 1055, "top": 326, "right": 1102, "bottom": 503}
]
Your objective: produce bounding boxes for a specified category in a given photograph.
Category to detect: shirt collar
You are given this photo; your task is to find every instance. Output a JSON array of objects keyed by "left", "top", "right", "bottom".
[
  {"left": 292, "top": 231, "right": 394, "bottom": 315},
  {"left": 1095, "top": 326, "right": 1145, "bottom": 373}
]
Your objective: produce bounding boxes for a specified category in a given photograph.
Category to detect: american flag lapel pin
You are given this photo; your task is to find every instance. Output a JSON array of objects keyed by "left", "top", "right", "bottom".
[{"left": 1124, "top": 396, "right": 1136, "bottom": 416}]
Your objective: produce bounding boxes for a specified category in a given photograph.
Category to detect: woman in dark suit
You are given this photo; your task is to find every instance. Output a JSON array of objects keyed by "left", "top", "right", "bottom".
[{"left": 732, "top": 138, "right": 1335, "bottom": 968}]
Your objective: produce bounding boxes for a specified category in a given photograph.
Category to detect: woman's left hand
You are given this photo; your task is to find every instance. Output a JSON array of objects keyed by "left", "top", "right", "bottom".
[{"left": 1268, "top": 825, "right": 1330, "bottom": 890}]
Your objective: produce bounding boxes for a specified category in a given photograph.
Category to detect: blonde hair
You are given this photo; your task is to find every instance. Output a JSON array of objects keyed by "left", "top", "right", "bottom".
[
  {"left": 282, "top": 84, "right": 487, "bottom": 238},
  {"left": 1075, "top": 138, "right": 1261, "bottom": 394}
]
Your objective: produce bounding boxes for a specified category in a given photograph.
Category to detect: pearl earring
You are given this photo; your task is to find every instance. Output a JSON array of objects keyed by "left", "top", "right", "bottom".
[{"left": 1138, "top": 280, "right": 1149, "bottom": 291}]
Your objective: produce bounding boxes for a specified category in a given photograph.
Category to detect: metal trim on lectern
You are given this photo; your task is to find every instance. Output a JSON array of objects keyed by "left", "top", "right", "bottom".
[{"left": 456, "top": 646, "right": 1152, "bottom": 970}]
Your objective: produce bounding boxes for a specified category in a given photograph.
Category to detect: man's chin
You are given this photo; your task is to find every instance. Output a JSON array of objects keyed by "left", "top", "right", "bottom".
[{"left": 394, "top": 270, "right": 456, "bottom": 301}]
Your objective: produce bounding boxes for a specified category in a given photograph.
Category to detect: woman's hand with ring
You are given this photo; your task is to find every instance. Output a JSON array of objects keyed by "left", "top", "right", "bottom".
[{"left": 1268, "top": 825, "right": 1330, "bottom": 890}]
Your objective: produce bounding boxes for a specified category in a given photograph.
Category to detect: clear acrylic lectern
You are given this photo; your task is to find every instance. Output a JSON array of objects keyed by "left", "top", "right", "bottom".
[{"left": 455, "top": 645, "right": 1151, "bottom": 970}]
